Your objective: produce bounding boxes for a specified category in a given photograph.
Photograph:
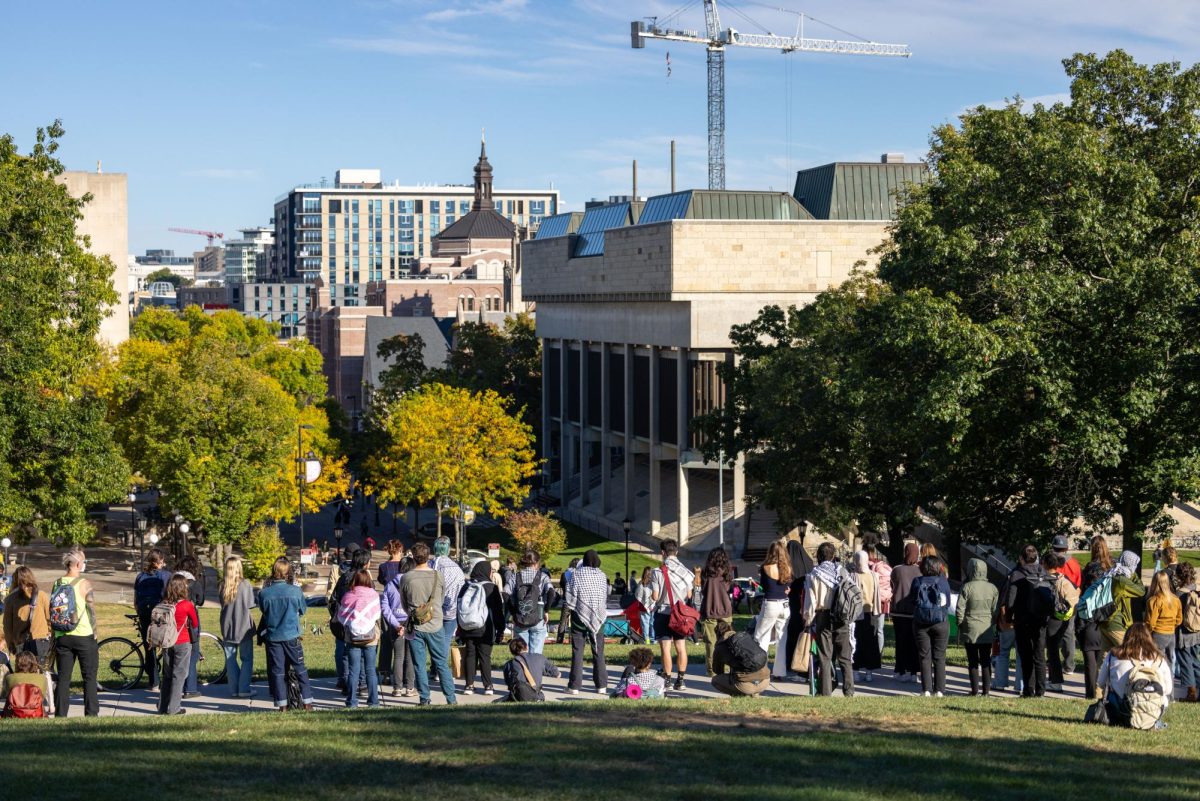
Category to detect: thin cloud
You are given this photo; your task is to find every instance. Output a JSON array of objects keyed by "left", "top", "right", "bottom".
[
  {"left": 425, "top": 0, "right": 528, "bottom": 22},
  {"left": 182, "top": 168, "right": 261, "bottom": 180}
]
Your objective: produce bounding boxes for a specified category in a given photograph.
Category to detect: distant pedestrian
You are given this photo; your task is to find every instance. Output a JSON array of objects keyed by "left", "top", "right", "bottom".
[
  {"left": 804, "top": 543, "right": 854, "bottom": 697},
  {"left": 556, "top": 558, "right": 579, "bottom": 644},
  {"left": 1103, "top": 550, "right": 1147, "bottom": 649},
  {"left": 257, "top": 558, "right": 315, "bottom": 711},
  {"left": 376, "top": 540, "right": 409, "bottom": 686},
  {"left": 565, "top": 550, "right": 608, "bottom": 695},
  {"left": 784, "top": 539, "right": 813, "bottom": 674},
  {"left": 1077, "top": 557, "right": 1109, "bottom": 700},
  {"left": 1145, "top": 569, "right": 1181, "bottom": 673},
  {"left": 430, "top": 537, "right": 465, "bottom": 661},
  {"left": 649, "top": 539, "right": 694, "bottom": 691},
  {"left": 1005, "top": 545, "right": 1053, "bottom": 697},
  {"left": 219, "top": 556, "right": 256, "bottom": 699},
  {"left": 132, "top": 549, "right": 171, "bottom": 688},
  {"left": 956, "top": 557, "right": 999, "bottom": 696},
  {"left": 329, "top": 546, "right": 370, "bottom": 692},
  {"left": 1044, "top": 552, "right": 1079, "bottom": 692},
  {"left": 172, "top": 554, "right": 206, "bottom": 699},
  {"left": 635, "top": 567, "right": 657, "bottom": 644},
  {"left": 157, "top": 574, "right": 199, "bottom": 715},
  {"left": 3, "top": 566, "right": 51, "bottom": 669},
  {"left": 52, "top": 547, "right": 98, "bottom": 717},
  {"left": 1173, "top": 562, "right": 1199, "bottom": 703},
  {"left": 504, "top": 550, "right": 557, "bottom": 655},
  {"left": 458, "top": 560, "right": 504, "bottom": 696},
  {"left": 1051, "top": 535, "right": 1081, "bottom": 674},
  {"left": 865, "top": 537, "right": 891, "bottom": 655}
]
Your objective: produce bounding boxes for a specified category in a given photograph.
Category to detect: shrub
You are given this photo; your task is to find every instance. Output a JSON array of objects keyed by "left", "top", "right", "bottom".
[
  {"left": 242, "top": 524, "right": 286, "bottom": 580},
  {"left": 506, "top": 510, "right": 567, "bottom": 561}
]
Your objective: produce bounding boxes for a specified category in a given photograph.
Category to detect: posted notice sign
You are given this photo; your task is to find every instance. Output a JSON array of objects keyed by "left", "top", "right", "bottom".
[{"left": 487, "top": 543, "right": 500, "bottom": 558}]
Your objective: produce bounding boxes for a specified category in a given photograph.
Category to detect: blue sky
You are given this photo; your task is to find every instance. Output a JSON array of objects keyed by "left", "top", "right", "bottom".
[{"left": 3, "top": 0, "right": 1198, "bottom": 254}]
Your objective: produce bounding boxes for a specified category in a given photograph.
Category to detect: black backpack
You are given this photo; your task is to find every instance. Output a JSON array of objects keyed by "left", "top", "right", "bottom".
[
  {"left": 511, "top": 576, "right": 542, "bottom": 629},
  {"left": 831, "top": 574, "right": 864, "bottom": 627},
  {"left": 1022, "top": 571, "right": 1055, "bottom": 623},
  {"left": 285, "top": 665, "right": 304, "bottom": 711},
  {"left": 726, "top": 632, "right": 768, "bottom": 673}
]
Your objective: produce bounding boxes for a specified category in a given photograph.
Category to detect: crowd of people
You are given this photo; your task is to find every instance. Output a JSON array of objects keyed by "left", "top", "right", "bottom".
[{"left": 1, "top": 532, "right": 1196, "bottom": 731}]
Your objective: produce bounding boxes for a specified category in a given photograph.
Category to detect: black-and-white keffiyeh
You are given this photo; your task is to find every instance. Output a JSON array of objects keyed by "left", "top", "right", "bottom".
[
  {"left": 566, "top": 565, "right": 609, "bottom": 634},
  {"left": 811, "top": 560, "right": 842, "bottom": 589},
  {"left": 1107, "top": 550, "right": 1140, "bottom": 579}
]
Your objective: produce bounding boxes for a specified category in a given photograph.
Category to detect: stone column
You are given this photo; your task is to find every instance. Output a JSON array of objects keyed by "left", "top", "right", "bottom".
[
  {"left": 623, "top": 343, "right": 635, "bottom": 525},
  {"left": 676, "top": 348, "right": 689, "bottom": 545},
  {"left": 578, "top": 339, "right": 589, "bottom": 508},
  {"left": 733, "top": 451, "right": 747, "bottom": 553},
  {"left": 541, "top": 340, "right": 552, "bottom": 493},
  {"left": 648, "top": 346, "right": 660, "bottom": 537},
  {"left": 600, "top": 344, "right": 612, "bottom": 515},
  {"left": 559, "top": 341, "right": 570, "bottom": 505}
]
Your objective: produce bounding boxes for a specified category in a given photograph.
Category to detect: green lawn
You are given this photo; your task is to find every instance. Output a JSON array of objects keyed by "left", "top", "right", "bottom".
[
  {"left": 3, "top": 696, "right": 1197, "bottom": 800},
  {"left": 1076, "top": 550, "right": 1200, "bottom": 568},
  {"left": 466, "top": 519, "right": 661, "bottom": 578}
]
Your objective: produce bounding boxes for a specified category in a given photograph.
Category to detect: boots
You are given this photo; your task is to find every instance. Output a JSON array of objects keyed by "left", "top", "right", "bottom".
[
  {"left": 981, "top": 667, "right": 992, "bottom": 697},
  {"left": 1187, "top": 687, "right": 1198, "bottom": 703},
  {"left": 968, "top": 667, "right": 980, "bottom": 696}
]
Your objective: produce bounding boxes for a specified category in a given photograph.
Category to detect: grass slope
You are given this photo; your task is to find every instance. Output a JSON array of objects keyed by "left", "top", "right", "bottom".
[
  {"left": 466, "top": 520, "right": 662, "bottom": 577},
  {"left": 2, "top": 697, "right": 1197, "bottom": 801}
]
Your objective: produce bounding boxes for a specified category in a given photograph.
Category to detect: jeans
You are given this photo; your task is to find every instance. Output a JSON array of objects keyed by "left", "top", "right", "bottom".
[
  {"left": 874, "top": 614, "right": 886, "bottom": 656},
  {"left": 1177, "top": 642, "right": 1200, "bottom": 691},
  {"left": 54, "top": 634, "right": 98, "bottom": 717},
  {"left": 965, "top": 642, "right": 992, "bottom": 694},
  {"left": 754, "top": 599, "right": 790, "bottom": 678},
  {"left": 265, "top": 638, "right": 314, "bottom": 708},
  {"left": 1015, "top": 623, "right": 1047, "bottom": 697},
  {"left": 514, "top": 622, "right": 547, "bottom": 655},
  {"left": 223, "top": 635, "right": 254, "bottom": 696},
  {"left": 914, "top": 620, "right": 949, "bottom": 694},
  {"left": 159, "top": 642, "right": 191, "bottom": 714},
  {"left": 699, "top": 617, "right": 730, "bottom": 676},
  {"left": 409, "top": 629, "right": 456, "bottom": 704},
  {"left": 993, "top": 628, "right": 1023, "bottom": 692},
  {"left": 462, "top": 636, "right": 494, "bottom": 689},
  {"left": 1046, "top": 619, "right": 1069, "bottom": 685},
  {"left": 182, "top": 633, "right": 201, "bottom": 695},
  {"left": 639, "top": 612, "right": 656, "bottom": 644},
  {"left": 385, "top": 627, "right": 416, "bottom": 690},
  {"left": 1152, "top": 633, "right": 1176, "bottom": 676},
  {"left": 335, "top": 637, "right": 348, "bottom": 685},
  {"left": 568, "top": 627, "right": 607, "bottom": 691},
  {"left": 813, "top": 611, "right": 853, "bottom": 697},
  {"left": 345, "top": 643, "right": 380, "bottom": 707}
]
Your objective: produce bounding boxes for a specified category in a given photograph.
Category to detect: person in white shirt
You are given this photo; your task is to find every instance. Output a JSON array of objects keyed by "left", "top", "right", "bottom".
[
  {"left": 649, "top": 539, "right": 693, "bottom": 691},
  {"left": 1098, "top": 621, "right": 1173, "bottom": 729}
]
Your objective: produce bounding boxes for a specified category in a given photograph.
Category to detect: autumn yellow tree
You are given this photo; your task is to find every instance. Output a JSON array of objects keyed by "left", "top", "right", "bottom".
[{"left": 363, "top": 383, "right": 538, "bottom": 536}]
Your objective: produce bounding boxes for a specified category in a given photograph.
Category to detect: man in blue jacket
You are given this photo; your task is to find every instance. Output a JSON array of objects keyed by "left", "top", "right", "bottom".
[{"left": 258, "top": 557, "right": 315, "bottom": 711}]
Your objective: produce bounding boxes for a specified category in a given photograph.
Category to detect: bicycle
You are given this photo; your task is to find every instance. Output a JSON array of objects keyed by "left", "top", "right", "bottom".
[{"left": 95, "top": 613, "right": 227, "bottom": 692}]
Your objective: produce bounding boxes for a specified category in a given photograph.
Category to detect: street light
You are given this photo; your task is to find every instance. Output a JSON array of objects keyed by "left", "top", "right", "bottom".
[
  {"left": 623, "top": 518, "right": 632, "bottom": 583},
  {"left": 147, "top": 531, "right": 159, "bottom": 547},
  {"left": 128, "top": 490, "right": 138, "bottom": 549},
  {"left": 1, "top": 536, "right": 11, "bottom": 570},
  {"left": 296, "top": 424, "right": 320, "bottom": 552},
  {"left": 136, "top": 516, "right": 148, "bottom": 562},
  {"left": 334, "top": 525, "right": 343, "bottom": 559}
]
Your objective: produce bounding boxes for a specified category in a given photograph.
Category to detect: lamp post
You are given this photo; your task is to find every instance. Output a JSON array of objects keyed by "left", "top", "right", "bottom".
[
  {"left": 136, "top": 517, "right": 148, "bottom": 562},
  {"left": 1, "top": 536, "right": 10, "bottom": 570},
  {"left": 296, "top": 424, "right": 320, "bottom": 553},
  {"left": 717, "top": 448, "right": 725, "bottom": 548},
  {"left": 128, "top": 490, "right": 138, "bottom": 549},
  {"left": 334, "top": 525, "right": 343, "bottom": 560},
  {"left": 623, "top": 518, "right": 632, "bottom": 583}
]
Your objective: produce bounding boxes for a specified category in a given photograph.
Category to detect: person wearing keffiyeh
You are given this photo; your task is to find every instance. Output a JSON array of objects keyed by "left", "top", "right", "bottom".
[
  {"left": 803, "top": 543, "right": 854, "bottom": 697},
  {"left": 1102, "top": 549, "right": 1147, "bottom": 649}
]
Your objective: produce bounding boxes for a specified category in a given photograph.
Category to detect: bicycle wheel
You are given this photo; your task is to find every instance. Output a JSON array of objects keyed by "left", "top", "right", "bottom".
[
  {"left": 96, "top": 637, "right": 145, "bottom": 692},
  {"left": 196, "top": 631, "right": 228, "bottom": 686}
]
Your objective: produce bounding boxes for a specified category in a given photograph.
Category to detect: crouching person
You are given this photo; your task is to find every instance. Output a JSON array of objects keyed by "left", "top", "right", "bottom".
[
  {"left": 711, "top": 619, "right": 770, "bottom": 698},
  {"left": 611, "top": 647, "right": 666, "bottom": 699},
  {"left": 500, "top": 638, "right": 558, "bottom": 702}
]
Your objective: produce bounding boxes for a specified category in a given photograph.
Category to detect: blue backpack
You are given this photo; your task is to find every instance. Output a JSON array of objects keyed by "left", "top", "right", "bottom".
[
  {"left": 913, "top": 578, "right": 947, "bottom": 625},
  {"left": 49, "top": 578, "right": 81, "bottom": 633}
]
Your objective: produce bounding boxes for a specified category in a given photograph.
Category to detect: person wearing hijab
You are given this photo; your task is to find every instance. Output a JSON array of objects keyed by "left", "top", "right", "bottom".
[
  {"left": 889, "top": 542, "right": 923, "bottom": 682},
  {"left": 851, "top": 550, "right": 882, "bottom": 682},
  {"left": 1102, "top": 550, "right": 1147, "bottom": 650},
  {"left": 458, "top": 559, "right": 505, "bottom": 695},
  {"left": 784, "top": 539, "right": 814, "bottom": 679}
]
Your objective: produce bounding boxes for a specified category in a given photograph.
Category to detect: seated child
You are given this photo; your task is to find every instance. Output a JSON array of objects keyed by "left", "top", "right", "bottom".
[
  {"left": 611, "top": 647, "right": 665, "bottom": 699},
  {"left": 500, "top": 638, "right": 559, "bottom": 702}
]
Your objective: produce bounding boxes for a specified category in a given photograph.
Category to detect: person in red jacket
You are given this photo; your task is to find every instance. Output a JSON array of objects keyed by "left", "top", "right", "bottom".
[
  {"left": 159, "top": 575, "right": 199, "bottom": 716},
  {"left": 1052, "top": 535, "right": 1081, "bottom": 674}
]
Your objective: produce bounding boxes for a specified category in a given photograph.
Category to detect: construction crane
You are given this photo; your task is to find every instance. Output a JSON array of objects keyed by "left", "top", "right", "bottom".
[
  {"left": 167, "top": 227, "right": 225, "bottom": 247},
  {"left": 632, "top": 1, "right": 910, "bottom": 190}
]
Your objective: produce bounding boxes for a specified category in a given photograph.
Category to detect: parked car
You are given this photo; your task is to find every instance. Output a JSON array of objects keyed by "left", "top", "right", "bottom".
[{"left": 416, "top": 519, "right": 459, "bottom": 541}]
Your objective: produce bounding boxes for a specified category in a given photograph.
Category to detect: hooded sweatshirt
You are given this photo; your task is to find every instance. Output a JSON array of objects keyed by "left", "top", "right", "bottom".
[
  {"left": 1004, "top": 561, "right": 1050, "bottom": 628},
  {"left": 956, "top": 558, "right": 999, "bottom": 644},
  {"left": 337, "top": 585, "right": 382, "bottom": 644},
  {"left": 890, "top": 542, "right": 923, "bottom": 618}
]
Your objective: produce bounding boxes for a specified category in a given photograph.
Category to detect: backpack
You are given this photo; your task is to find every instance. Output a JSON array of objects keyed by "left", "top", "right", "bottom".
[
  {"left": 1052, "top": 575, "right": 1079, "bottom": 622},
  {"left": 2, "top": 683, "right": 44, "bottom": 718},
  {"left": 726, "top": 632, "right": 768, "bottom": 674},
  {"left": 913, "top": 579, "right": 947, "bottom": 626},
  {"left": 1182, "top": 589, "right": 1200, "bottom": 634},
  {"left": 146, "top": 601, "right": 182, "bottom": 649},
  {"left": 457, "top": 581, "right": 490, "bottom": 632},
  {"left": 871, "top": 561, "right": 894, "bottom": 606},
  {"left": 285, "top": 665, "right": 304, "bottom": 711},
  {"left": 1021, "top": 571, "right": 1055, "bottom": 623},
  {"left": 49, "top": 579, "right": 81, "bottom": 633},
  {"left": 1077, "top": 575, "right": 1116, "bottom": 623},
  {"left": 831, "top": 573, "right": 864, "bottom": 627},
  {"left": 511, "top": 576, "right": 542, "bottom": 629},
  {"left": 1123, "top": 661, "right": 1166, "bottom": 731},
  {"left": 345, "top": 603, "right": 378, "bottom": 644}
]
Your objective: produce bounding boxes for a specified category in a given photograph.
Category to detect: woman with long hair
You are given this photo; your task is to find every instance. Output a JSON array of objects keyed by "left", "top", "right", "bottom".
[
  {"left": 1145, "top": 569, "right": 1182, "bottom": 673},
  {"left": 1175, "top": 562, "right": 1199, "bottom": 703},
  {"left": 783, "top": 539, "right": 814, "bottom": 679},
  {"left": 1099, "top": 622, "right": 1172, "bottom": 728},
  {"left": 753, "top": 540, "right": 793, "bottom": 679},
  {"left": 219, "top": 556, "right": 256, "bottom": 698},
  {"left": 2, "top": 566, "right": 51, "bottom": 668},
  {"left": 336, "top": 569, "right": 382, "bottom": 708},
  {"left": 1090, "top": 535, "right": 1114, "bottom": 572},
  {"left": 159, "top": 574, "right": 199, "bottom": 715},
  {"left": 851, "top": 550, "right": 882, "bottom": 682},
  {"left": 174, "top": 554, "right": 206, "bottom": 698},
  {"left": 699, "top": 547, "right": 734, "bottom": 677},
  {"left": 635, "top": 566, "right": 657, "bottom": 644},
  {"left": 376, "top": 540, "right": 407, "bottom": 684},
  {"left": 890, "top": 541, "right": 923, "bottom": 682}
]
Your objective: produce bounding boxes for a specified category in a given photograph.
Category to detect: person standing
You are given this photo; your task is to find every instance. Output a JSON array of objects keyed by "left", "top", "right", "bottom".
[
  {"left": 851, "top": 550, "right": 882, "bottom": 683},
  {"left": 1005, "top": 545, "right": 1053, "bottom": 697},
  {"left": 1102, "top": 550, "right": 1147, "bottom": 649},
  {"left": 219, "top": 556, "right": 256, "bottom": 699},
  {"left": 753, "top": 541, "right": 792, "bottom": 680},
  {"left": 804, "top": 543, "right": 854, "bottom": 697},
  {"left": 1145, "top": 569, "right": 1181, "bottom": 674},
  {"left": 402, "top": 543, "right": 456, "bottom": 705},
  {"left": 635, "top": 567, "right": 657, "bottom": 645},
  {"left": 3, "top": 566, "right": 51, "bottom": 667},
  {"left": 458, "top": 560, "right": 504, "bottom": 695},
  {"left": 865, "top": 537, "right": 892, "bottom": 657},
  {"left": 1051, "top": 536, "right": 1081, "bottom": 674},
  {"left": 1077, "top": 558, "right": 1109, "bottom": 700},
  {"left": 1044, "top": 552, "right": 1080, "bottom": 692},
  {"left": 337, "top": 569, "right": 382, "bottom": 708},
  {"left": 784, "top": 539, "right": 814, "bottom": 676},
  {"left": 504, "top": 550, "right": 557, "bottom": 655},
  {"left": 381, "top": 562, "right": 417, "bottom": 698},
  {"left": 329, "top": 546, "right": 370, "bottom": 692},
  {"left": 158, "top": 575, "right": 199, "bottom": 715},
  {"left": 173, "top": 554, "right": 206, "bottom": 699},
  {"left": 556, "top": 558, "right": 579, "bottom": 644},
  {"left": 52, "top": 548, "right": 98, "bottom": 717},
  {"left": 565, "top": 549, "right": 609, "bottom": 694},
  {"left": 956, "top": 557, "right": 999, "bottom": 696},
  {"left": 132, "top": 549, "right": 172, "bottom": 689},
  {"left": 649, "top": 539, "right": 694, "bottom": 691},
  {"left": 430, "top": 537, "right": 465, "bottom": 664},
  {"left": 1173, "top": 562, "right": 1199, "bottom": 703},
  {"left": 911, "top": 555, "right": 953, "bottom": 697},
  {"left": 993, "top": 561, "right": 1024, "bottom": 694},
  {"left": 889, "top": 542, "right": 922, "bottom": 683},
  {"left": 257, "top": 558, "right": 315, "bottom": 711},
  {"left": 375, "top": 540, "right": 407, "bottom": 686},
  {"left": 699, "top": 547, "right": 734, "bottom": 677}
]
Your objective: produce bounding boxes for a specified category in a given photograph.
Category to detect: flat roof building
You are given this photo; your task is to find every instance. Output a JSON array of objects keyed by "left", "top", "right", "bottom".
[{"left": 56, "top": 170, "right": 129, "bottom": 346}]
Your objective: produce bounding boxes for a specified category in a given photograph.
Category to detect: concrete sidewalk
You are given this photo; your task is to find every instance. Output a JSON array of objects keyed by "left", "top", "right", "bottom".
[{"left": 69, "top": 659, "right": 1107, "bottom": 718}]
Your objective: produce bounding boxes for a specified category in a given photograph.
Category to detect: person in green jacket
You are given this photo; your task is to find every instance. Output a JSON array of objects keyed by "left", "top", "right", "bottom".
[
  {"left": 956, "top": 557, "right": 1000, "bottom": 696},
  {"left": 1102, "top": 550, "right": 1147, "bottom": 650}
]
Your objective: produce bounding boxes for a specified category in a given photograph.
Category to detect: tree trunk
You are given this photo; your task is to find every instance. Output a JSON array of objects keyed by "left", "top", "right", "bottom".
[
  {"left": 882, "top": 519, "right": 907, "bottom": 566},
  {"left": 1121, "top": 500, "right": 1145, "bottom": 560}
]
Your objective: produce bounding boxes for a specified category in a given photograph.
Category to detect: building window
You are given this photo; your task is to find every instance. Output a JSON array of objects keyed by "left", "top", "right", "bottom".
[
  {"left": 351, "top": 200, "right": 359, "bottom": 213},
  {"left": 398, "top": 199, "right": 415, "bottom": 214},
  {"left": 530, "top": 200, "right": 546, "bottom": 216},
  {"left": 459, "top": 201, "right": 470, "bottom": 214},
  {"left": 430, "top": 200, "right": 440, "bottom": 213},
  {"left": 329, "top": 199, "right": 342, "bottom": 213}
]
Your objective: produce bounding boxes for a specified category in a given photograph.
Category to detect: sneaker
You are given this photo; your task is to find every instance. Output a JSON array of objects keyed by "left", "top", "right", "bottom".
[
  {"left": 390, "top": 687, "right": 401, "bottom": 697},
  {"left": 1047, "top": 682, "right": 1063, "bottom": 692},
  {"left": 657, "top": 670, "right": 671, "bottom": 683},
  {"left": 922, "top": 691, "right": 931, "bottom": 697},
  {"left": 401, "top": 688, "right": 415, "bottom": 698},
  {"left": 567, "top": 688, "right": 579, "bottom": 695},
  {"left": 595, "top": 686, "right": 606, "bottom": 694},
  {"left": 483, "top": 687, "right": 495, "bottom": 696},
  {"left": 673, "top": 675, "right": 686, "bottom": 691},
  {"left": 419, "top": 698, "right": 432, "bottom": 706},
  {"left": 864, "top": 672, "right": 873, "bottom": 684},
  {"left": 462, "top": 686, "right": 475, "bottom": 695},
  {"left": 934, "top": 691, "right": 944, "bottom": 698}
]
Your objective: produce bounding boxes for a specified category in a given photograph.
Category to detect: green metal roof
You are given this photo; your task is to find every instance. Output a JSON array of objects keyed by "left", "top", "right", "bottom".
[
  {"left": 639, "top": 190, "right": 812, "bottom": 224},
  {"left": 792, "top": 162, "right": 929, "bottom": 220}
]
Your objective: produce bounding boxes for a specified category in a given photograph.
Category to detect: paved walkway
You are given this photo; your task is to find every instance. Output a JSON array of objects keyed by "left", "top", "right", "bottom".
[{"left": 73, "top": 660, "right": 1110, "bottom": 717}]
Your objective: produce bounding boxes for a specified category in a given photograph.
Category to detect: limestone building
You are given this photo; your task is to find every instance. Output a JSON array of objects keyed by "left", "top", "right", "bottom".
[{"left": 56, "top": 170, "right": 129, "bottom": 346}]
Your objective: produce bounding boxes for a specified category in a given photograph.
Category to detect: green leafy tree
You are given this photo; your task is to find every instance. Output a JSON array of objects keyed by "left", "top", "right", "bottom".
[
  {"left": 374, "top": 331, "right": 431, "bottom": 403},
  {"left": 0, "top": 121, "right": 128, "bottom": 544},
  {"left": 444, "top": 313, "right": 541, "bottom": 431},
  {"left": 877, "top": 50, "right": 1200, "bottom": 554},
  {"left": 241, "top": 523, "right": 286, "bottom": 581},
  {"left": 143, "top": 268, "right": 192, "bottom": 289}
]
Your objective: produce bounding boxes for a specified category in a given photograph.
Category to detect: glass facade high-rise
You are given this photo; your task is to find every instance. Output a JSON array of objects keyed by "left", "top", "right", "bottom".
[{"left": 271, "top": 167, "right": 558, "bottom": 306}]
